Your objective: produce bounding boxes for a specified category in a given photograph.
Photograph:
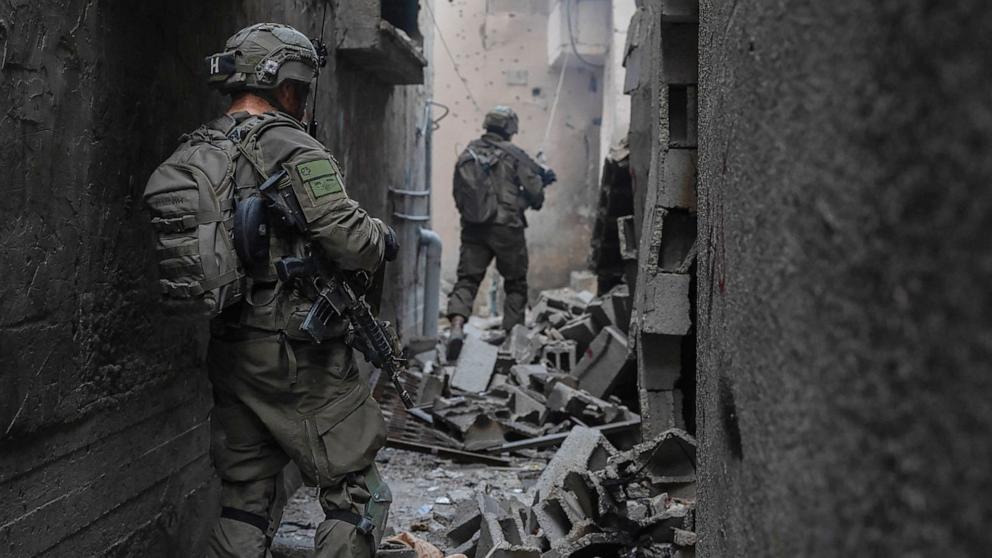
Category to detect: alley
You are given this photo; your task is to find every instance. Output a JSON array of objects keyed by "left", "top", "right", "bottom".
[{"left": 2, "top": 0, "right": 991, "bottom": 557}]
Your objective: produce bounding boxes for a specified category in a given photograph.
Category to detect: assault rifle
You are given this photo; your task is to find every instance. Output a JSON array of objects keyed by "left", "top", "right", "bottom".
[
  {"left": 276, "top": 256, "right": 416, "bottom": 410},
  {"left": 244, "top": 170, "right": 414, "bottom": 410}
]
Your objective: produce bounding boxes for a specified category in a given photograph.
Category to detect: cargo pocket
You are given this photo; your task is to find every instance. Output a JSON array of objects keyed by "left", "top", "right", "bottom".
[{"left": 302, "top": 385, "right": 387, "bottom": 487}]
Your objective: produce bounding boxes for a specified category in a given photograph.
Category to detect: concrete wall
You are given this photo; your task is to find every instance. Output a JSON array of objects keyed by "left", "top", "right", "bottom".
[
  {"left": 0, "top": 1, "right": 430, "bottom": 555},
  {"left": 430, "top": 0, "right": 605, "bottom": 300},
  {"left": 697, "top": 1, "right": 992, "bottom": 556}
]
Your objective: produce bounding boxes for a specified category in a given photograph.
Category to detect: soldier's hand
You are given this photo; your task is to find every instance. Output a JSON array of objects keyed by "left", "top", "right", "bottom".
[
  {"left": 541, "top": 167, "right": 558, "bottom": 186},
  {"left": 384, "top": 226, "right": 400, "bottom": 262}
]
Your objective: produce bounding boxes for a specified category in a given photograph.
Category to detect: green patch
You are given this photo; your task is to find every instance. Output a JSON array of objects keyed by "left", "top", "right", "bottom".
[
  {"left": 296, "top": 159, "right": 343, "bottom": 200},
  {"left": 308, "top": 174, "right": 344, "bottom": 199},
  {"left": 297, "top": 159, "right": 334, "bottom": 180}
]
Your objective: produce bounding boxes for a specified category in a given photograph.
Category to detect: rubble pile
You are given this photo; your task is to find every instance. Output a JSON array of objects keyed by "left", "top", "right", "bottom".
[
  {"left": 406, "top": 284, "right": 640, "bottom": 454},
  {"left": 442, "top": 427, "right": 697, "bottom": 558}
]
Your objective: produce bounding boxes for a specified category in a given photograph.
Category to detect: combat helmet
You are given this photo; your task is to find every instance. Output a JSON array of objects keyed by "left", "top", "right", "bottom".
[
  {"left": 484, "top": 106, "right": 520, "bottom": 137},
  {"left": 206, "top": 23, "right": 323, "bottom": 93}
]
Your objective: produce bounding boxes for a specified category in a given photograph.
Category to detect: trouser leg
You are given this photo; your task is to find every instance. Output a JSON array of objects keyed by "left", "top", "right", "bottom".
[
  {"left": 314, "top": 465, "right": 392, "bottom": 558},
  {"left": 492, "top": 225, "right": 529, "bottom": 330},
  {"left": 207, "top": 478, "right": 279, "bottom": 558},
  {"left": 447, "top": 224, "right": 495, "bottom": 320}
]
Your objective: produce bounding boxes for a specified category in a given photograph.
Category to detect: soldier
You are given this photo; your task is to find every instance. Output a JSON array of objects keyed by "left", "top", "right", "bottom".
[
  {"left": 149, "top": 24, "right": 398, "bottom": 558},
  {"left": 446, "top": 106, "right": 557, "bottom": 359}
]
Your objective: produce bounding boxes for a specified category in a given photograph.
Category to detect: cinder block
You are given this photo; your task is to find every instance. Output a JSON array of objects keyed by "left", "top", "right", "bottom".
[
  {"left": 639, "top": 333, "right": 683, "bottom": 391},
  {"left": 534, "top": 427, "right": 618, "bottom": 500},
  {"left": 452, "top": 335, "right": 499, "bottom": 393},
  {"left": 557, "top": 315, "right": 600, "bottom": 356},
  {"left": 661, "top": 23, "right": 698, "bottom": 85},
  {"left": 662, "top": 0, "right": 699, "bottom": 22},
  {"left": 510, "top": 364, "right": 547, "bottom": 388},
  {"left": 639, "top": 389, "right": 685, "bottom": 437},
  {"left": 476, "top": 494, "right": 541, "bottom": 558},
  {"left": 543, "top": 341, "right": 577, "bottom": 372},
  {"left": 660, "top": 150, "right": 698, "bottom": 211},
  {"left": 587, "top": 285, "right": 632, "bottom": 334},
  {"left": 507, "top": 324, "right": 543, "bottom": 364},
  {"left": 539, "top": 288, "right": 594, "bottom": 316},
  {"left": 571, "top": 327, "right": 634, "bottom": 399},
  {"left": 617, "top": 215, "right": 638, "bottom": 261},
  {"left": 640, "top": 273, "right": 692, "bottom": 336}
]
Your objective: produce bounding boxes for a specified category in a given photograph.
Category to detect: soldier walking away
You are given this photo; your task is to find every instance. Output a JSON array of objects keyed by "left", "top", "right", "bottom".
[
  {"left": 446, "top": 106, "right": 557, "bottom": 359},
  {"left": 143, "top": 23, "right": 399, "bottom": 558}
]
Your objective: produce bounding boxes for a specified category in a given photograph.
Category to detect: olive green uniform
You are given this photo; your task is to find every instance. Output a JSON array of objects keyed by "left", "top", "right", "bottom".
[
  {"left": 204, "top": 110, "right": 391, "bottom": 558},
  {"left": 447, "top": 132, "right": 545, "bottom": 330}
]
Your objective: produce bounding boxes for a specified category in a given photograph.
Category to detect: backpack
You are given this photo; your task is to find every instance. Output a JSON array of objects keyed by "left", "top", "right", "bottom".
[
  {"left": 143, "top": 119, "right": 245, "bottom": 316},
  {"left": 453, "top": 142, "right": 501, "bottom": 224}
]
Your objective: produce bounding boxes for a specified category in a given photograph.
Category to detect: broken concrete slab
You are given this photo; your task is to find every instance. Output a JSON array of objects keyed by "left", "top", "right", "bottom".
[
  {"left": 557, "top": 315, "right": 600, "bottom": 356},
  {"left": 476, "top": 494, "right": 541, "bottom": 558},
  {"left": 452, "top": 334, "right": 500, "bottom": 393},
  {"left": 506, "top": 324, "right": 544, "bottom": 364},
  {"left": 571, "top": 326, "right": 634, "bottom": 399},
  {"left": 534, "top": 427, "right": 618, "bottom": 500},
  {"left": 546, "top": 382, "right": 632, "bottom": 426}
]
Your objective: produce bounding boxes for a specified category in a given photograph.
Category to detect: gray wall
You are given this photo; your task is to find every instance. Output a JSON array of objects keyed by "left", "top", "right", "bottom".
[
  {"left": 0, "top": 1, "right": 429, "bottom": 555},
  {"left": 697, "top": 1, "right": 992, "bottom": 555}
]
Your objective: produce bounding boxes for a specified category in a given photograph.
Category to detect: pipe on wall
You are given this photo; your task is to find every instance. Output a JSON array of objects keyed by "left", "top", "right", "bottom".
[{"left": 418, "top": 228, "right": 443, "bottom": 338}]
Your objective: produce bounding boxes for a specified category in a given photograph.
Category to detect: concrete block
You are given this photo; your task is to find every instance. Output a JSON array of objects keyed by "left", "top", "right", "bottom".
[
  {"left": 476, "top": 494, "right": 541, "bottom": 558},
  {"left": 617, "top": 215, "right": 639, "bottom": 261},
  {"left": 614, "top": 429, "right": 696, "bottom": 488},
  {"left": 543, "top": 341, "right": 578, "bottom": 373},
  {"left": 546, "top": 382, "right": 630, "bottom": 425},
  {"left": 571, "top": 327, "right": 633, "bottom": 399},
  {"left": 640, "top": 273, "right": 692, "bottom": 336},
  {"left": 447, "top": 498, "right": 483, "bottom": 547},
  {"left": 639, "top": 333, "right": 683, "bottom": 391},
  {"left": 658, "top": 210, "right": 697, "bottom": 272},
  {"left": 639, "top": 390, "right": 685, "bottom": 437},
  {"left": 587, "top": 285, "right": 632, "bottom": 334},
  {"left": 557, "top": 315, "right": 600, "bottom": 356},
  {"left": 660, "top": 150, "right": 698, "bottom": 211},
  {"left": 452, "top": 335, "right": 500, "bottom": 393},
  {"left": 534, "top": 427, "right": 618, "bottom": 500},
  {"left": 662, "top": 0, "right": 699, "bottom": 22},
  {"left": 539, "top": 288, "right": 594, "bottom": 316},
  {"left": 661, "top": 23, "right": 698, "bottom": 85},
  {"left": 416, "top": 371, "right": 445, "bottom": 406}
]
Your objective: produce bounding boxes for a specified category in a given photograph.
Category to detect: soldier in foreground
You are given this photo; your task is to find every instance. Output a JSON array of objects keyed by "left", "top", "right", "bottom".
[
  {"left": 446, "top": 107, "right": 557, "bottom": 359},
  {"left": 144, "top": 24, "right": 397, "bottom": 558}
]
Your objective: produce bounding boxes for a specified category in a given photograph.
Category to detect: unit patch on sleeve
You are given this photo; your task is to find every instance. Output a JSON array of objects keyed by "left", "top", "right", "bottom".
[{"left": 296, "top": 159, "right": 344, "bottom": 202}]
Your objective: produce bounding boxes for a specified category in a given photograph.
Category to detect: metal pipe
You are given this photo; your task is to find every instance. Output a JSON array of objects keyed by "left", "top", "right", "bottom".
[{"left": 418, "top": 228, "right": 443, "bottom": 338}]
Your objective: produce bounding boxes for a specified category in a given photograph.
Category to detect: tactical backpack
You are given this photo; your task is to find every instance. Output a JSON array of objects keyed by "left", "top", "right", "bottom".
[
  {"left": 452, "top": 143, "right": 501, "bottom": 224},
  {"left": 143, "top": 120, "right": 245, "bottom": 316}
]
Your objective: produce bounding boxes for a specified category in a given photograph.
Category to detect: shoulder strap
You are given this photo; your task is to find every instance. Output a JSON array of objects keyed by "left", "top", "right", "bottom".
[
  {"left": 482, "top": 138, "right": 544, "bottom": 175},
  {"left": 230, "top": 113, "right": 306, "bottom": 179}
]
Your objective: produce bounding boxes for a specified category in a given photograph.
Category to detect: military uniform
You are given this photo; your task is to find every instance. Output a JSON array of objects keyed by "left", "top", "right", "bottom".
[
  {"left": 206, "top": 110, "right": 391, "bottom": 558},
  {"left": 447, "top": 108, "right": 550, "bottom": 332},
  {"left": 149, "top": 23, "right": 393, "bottom": 558}
]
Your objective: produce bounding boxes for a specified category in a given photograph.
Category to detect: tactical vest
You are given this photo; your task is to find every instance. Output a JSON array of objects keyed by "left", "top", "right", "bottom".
[{"left": 453, "top": 134, "right": 540, "bottom": 227}]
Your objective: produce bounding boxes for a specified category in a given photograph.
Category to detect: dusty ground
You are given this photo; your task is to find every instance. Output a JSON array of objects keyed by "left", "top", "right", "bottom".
[{"left": 272, "top": 448, "right": 547, "bottom": 556}]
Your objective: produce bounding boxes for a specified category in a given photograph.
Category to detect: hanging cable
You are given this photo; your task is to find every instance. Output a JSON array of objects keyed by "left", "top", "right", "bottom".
[
  {"left": 539, "top": 46, "right": 571, "bottom": 161},
  {"left": 423, "top": 0, "right": 483, "bottom": 114},
  {"left": 565, "top": 0, "right": 600, "bottom": 69}
]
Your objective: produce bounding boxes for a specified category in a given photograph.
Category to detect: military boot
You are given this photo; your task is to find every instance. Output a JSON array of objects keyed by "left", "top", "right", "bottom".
[{"left": 447, "top": 315, "right": 466, "bottom": 361}]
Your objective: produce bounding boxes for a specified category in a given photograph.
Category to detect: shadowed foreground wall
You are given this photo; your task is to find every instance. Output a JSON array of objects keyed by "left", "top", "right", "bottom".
[
  {"left": 697, "top": 2, "right": 992, "bottom": 556},
  {"left": 0, "top": 1, "right": 429, "bottom": 555}
]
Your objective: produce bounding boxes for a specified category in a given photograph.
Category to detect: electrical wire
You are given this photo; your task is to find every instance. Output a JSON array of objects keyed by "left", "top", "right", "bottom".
[
  {"left": 423, "top": 0, "right": 483, "bottom": 114},
  {"left": 429, "top": 101, "right": 451, "bottom": 131},
  {"left": 565, "top": 0, "right": 600, "bottom": 68},
  {"left": 540, "top": 46, "right": 571, "bottom": 158}
]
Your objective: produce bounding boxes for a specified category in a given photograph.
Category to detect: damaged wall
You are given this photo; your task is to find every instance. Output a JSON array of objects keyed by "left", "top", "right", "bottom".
[
  {"left": 0, "top": 1, "right": 430, "bottom": 555},
  {"left": 697, "top": 1, "right": 992, "bottom": 556},
  {"left": 431, "top": 0, "right": 605, "bottom": 300}
]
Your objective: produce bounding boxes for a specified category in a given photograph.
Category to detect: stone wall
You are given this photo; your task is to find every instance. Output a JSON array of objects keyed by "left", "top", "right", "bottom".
[
  {"left": 0, "top": 1, "right": 430, "bottom": 555},
  {"left": 697, "top": 1, "right": 992, "bottom": 555}
]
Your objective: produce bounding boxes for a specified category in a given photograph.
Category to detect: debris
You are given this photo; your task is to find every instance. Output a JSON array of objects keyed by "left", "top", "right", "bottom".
[
  {"left": 570, "top": 326, "right": 634, "bottom": 399},
  {"left": 385, "top": 438, "right": 511, "bottom": 467},
  {"left": 543, "top": 341, "right": 577, "bottom": 372},
  {"left": 451, "top": 335, "right": 499, "bottom": 393},
  {"left": 556, "top": 315, "right": 600, "bottom": 356},
  {"left": 381, "top": 532, "right": 446, "bottom": 558},
  {"left": 586, "top": 284, "right": 632, "bottom": 334}
]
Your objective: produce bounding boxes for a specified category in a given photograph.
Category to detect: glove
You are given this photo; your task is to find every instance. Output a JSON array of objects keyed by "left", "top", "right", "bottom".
[
  {"left": 384, "top": 225, "right": 400, "bottom": 262},
  {"left": 541, "top": 167, "right": 558, "bottom": 187}
]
